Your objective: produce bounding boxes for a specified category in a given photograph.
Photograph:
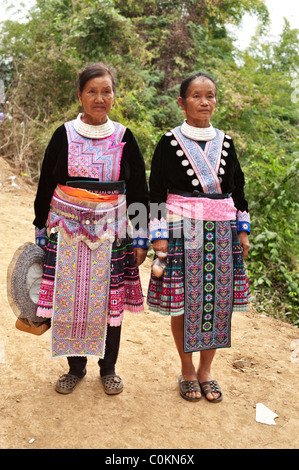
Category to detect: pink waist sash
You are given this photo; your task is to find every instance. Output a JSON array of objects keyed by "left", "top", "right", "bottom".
[{"left": 166, "top": 193, "right": 237, "bottom": 221}]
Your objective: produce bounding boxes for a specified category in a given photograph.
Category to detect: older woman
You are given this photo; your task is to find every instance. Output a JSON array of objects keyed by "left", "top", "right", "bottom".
[
  {"left": 147, "top": 72, "right": 251, "bottom": 402},
  {"left": 34, "top": 63, "right": 148, "bottom": 394}
]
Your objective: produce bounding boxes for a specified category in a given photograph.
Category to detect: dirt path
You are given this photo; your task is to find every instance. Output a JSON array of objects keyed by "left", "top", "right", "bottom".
[{"left": 1, "top": 157, "right": 299, "bottom": 450}]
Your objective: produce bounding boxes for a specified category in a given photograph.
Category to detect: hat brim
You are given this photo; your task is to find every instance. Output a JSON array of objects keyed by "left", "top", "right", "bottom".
[{"left": 7, "top": 242, "right": 47, "bottom": 326}]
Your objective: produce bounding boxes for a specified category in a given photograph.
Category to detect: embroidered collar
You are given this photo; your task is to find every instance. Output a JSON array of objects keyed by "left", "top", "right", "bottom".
[
  {"left": 181, "top": 120, "right": 216, "bottom": 141},
  {"left": 74, "top": 113, "right": 115, "bottom": 139}
]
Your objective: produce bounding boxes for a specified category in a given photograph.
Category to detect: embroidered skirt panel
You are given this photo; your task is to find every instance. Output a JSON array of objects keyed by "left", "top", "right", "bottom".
[
  {"left": 36, "top": 186, "right": 144, "bottom": 358},
  {"left": 147, "top": 200, "right": 251, "bottom": 352}
]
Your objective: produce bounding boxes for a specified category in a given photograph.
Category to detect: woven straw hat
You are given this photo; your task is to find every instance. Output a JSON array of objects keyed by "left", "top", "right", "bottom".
[{"left": 7, "top": 242, "right": 47, "bottom": 328}]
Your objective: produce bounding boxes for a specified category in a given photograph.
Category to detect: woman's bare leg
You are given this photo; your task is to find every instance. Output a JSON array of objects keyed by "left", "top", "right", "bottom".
[
  {"left": 197, "top": 349, "right": 220, "bottom": 400},
  {"left": 171, "top": 315, "right": 201, "bottom": 399}
]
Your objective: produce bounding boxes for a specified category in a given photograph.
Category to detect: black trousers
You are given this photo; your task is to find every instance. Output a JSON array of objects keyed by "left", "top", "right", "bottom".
[{"left": 67, "top": 325, "right": 121, "bottom": 378}]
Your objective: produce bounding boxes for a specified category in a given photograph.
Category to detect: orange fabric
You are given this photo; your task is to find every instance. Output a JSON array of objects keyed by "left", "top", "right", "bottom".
[{"left": 58, "top": 184, "right": 119, "bottom": 203}]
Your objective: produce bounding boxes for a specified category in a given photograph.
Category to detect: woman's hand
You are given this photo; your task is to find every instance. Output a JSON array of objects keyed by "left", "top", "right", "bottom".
[
  {"left": 238, "top": 231, "right": 249, "bottom": 259},
  {"left": 152, "top": 239, "right": 168, "bottom": 259},
  {"left": 133, "top": 247, "right": 148, "bottom": 267}
]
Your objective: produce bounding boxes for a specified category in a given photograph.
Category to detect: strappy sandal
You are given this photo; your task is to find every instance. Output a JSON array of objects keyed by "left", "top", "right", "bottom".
[
  {"left": 178, "top": 375, "right": 201, "bottom": 402},
  {"left": 101, "top": 374, "right": 123, "bottom": 395},
  {"left": 199, "top": 380, "right": 223, "bottom": 402},
  {"left": 55, "top": 373, "right": 85, "bottom": 394}
]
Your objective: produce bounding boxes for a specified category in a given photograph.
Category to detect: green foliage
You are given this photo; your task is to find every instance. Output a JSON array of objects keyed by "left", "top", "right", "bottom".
[
  {"left": 246, "top": 147, "right": 299, "bottom": 323},
  {"left": 0, "top": 0, "right": 298, "bottom": 324}
]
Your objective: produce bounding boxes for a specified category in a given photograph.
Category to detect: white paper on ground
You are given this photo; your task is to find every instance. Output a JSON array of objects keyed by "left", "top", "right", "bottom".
[{"left": 256, "top": 403, "right": 278, "bottom": 425}]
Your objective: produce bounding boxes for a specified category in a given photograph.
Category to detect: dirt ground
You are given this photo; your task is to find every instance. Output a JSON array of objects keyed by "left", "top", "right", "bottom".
[{"left": 1, "top": 157, "right": 299, "bottom": 451}]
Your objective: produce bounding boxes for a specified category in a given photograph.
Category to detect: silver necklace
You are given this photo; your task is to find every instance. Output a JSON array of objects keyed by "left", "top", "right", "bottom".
[
  {"left": 181, "top": 120, "right": 216, "bottom": 141},
  {"left": 74, "top": 113, "right": 115, "bottom": 138}
]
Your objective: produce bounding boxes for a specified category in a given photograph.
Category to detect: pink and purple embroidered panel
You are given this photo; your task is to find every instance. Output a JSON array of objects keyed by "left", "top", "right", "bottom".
[
  {"left": 40, "top": 186, "right": 145, "bottom": 356},
  {"left": 65, "top": 121, "right": 126, "bottom": 181},
  {"left": 52, "top": 232, "right": 111, "bottom": 358}
]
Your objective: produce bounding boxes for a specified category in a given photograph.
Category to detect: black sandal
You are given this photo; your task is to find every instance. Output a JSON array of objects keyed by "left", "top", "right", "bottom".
[
  {"left": 178, "top": 375, "right": 201, "bottom": 402},
  {"left": 55, "top": 373, "right": 85, "bottom": 394},
  {"left": 199, "top": 380, "right": 223, "bottom": 402},
  {"left": 101, "top": 374, "right": 123, "bottom": 395}
]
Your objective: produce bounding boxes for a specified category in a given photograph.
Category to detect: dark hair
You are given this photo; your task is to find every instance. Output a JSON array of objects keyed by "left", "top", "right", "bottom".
[
  {"left": 78, "top": 62, "right": 117, "bottom": 93},
  {"left": 180, "top": 72, "right": 217, "bottom": 99}
]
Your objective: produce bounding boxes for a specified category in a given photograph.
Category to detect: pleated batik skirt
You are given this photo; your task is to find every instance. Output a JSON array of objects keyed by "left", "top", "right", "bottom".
[{"left": 147, "top": 217, "right": 251, "bottom": 352}]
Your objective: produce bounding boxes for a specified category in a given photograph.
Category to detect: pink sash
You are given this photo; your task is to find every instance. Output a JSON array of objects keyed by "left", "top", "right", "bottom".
[{"left": 166, "top": 193, "right": 237, "bottom": 221}]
